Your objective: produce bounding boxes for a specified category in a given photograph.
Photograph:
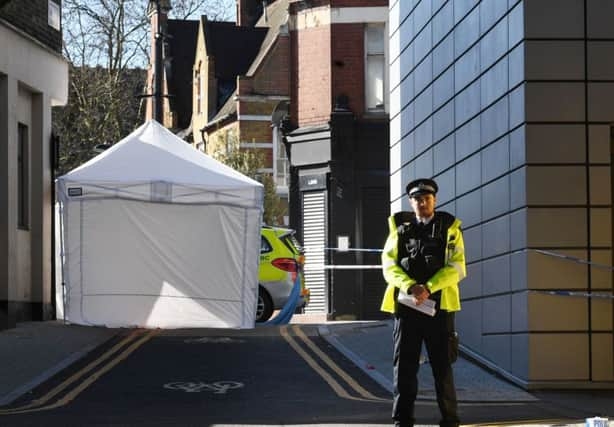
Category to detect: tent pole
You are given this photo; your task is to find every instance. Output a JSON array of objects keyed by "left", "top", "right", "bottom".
[{"left": 58, "top": 200, "right": 67, "bottom": 324}]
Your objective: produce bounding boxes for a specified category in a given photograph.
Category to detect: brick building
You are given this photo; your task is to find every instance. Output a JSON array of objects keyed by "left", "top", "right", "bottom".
[
  {"left": 151, "top": 0, "right": 391, "bottom": 319},
  {"left": 0, "top": 0, "right": 68, "bottom": 329},
  {"left": 284, "top": 0, "right": 390, "bottom": 318},
  {"left": 144, "top": 1, "right": 199, "bottom": 135},
  {"left": 192, "top": 1, "right": 291, "bottom": 219}
]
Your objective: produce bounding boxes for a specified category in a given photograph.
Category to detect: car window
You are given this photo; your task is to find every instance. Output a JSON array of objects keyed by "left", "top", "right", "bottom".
[
  {"left": 261, "top": 236, "right": 273, "bottom": 253},
  {"left": 282, "top": 235, "right": 303, "bottom": 254}
]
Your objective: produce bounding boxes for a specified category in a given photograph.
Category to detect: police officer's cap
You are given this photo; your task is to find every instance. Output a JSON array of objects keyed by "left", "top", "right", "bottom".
[{"left": 406, "top": 178, "right": 438, "bottom": 198}]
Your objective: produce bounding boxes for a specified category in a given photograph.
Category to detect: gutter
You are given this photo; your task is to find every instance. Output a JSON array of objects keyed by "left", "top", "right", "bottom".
[{"left": 200, "top": 112, "right": 237, "bottom": 133}]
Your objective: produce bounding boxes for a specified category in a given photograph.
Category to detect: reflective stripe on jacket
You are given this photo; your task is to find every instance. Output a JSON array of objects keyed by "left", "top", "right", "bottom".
[{"left": 380, "top": 212, "right": 466, "bottom": 313}]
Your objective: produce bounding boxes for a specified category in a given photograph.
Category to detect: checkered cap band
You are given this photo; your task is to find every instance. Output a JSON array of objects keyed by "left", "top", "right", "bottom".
[{"left": 409, "top": 183, "right": 436, "bottom": 195}]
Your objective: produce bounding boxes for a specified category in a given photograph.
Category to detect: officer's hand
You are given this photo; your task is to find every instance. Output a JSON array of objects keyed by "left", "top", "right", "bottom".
[{"left": 411, "top": 284, "right": 430, "bottom": 305}]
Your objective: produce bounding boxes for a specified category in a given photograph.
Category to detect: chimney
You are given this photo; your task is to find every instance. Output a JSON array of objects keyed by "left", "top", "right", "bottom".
[{"left": 236, "top": 0, "right": 263, "bottom": 27}]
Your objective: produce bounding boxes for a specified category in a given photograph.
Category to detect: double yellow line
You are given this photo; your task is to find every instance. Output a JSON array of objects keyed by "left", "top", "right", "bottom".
[
  {"left": 281, "top": 324, "right": 390, "bottom": 403},
  {"left": 0, "top": 328, "right": 158, "bottom": 415},
  {"left": 466, "top": 418, "right": 585, "bottom": 426}
]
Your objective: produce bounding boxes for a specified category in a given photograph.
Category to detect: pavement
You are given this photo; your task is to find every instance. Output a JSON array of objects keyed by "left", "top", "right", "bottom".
[
  {"left": 0, "top": 320, "right": 117, "bottom": 406},
  {"left": 315, "top": 319, "right": 537, "bottom": 403},
  {"left": 0, "top": 314, "right": 612, "bottom": 426}
]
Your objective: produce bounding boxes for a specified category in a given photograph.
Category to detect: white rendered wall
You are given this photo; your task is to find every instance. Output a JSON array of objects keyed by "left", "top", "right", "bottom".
[{"left": 0, "top": 20, "right": 68, "bottom": 325}]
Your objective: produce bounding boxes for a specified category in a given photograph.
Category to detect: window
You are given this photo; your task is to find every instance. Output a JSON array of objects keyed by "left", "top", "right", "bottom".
[
  {"left": 195, "top": 62, "right": 202, "bottom": 115},
  {"left": 365, "top": 24, "right": 386, "bottom": 111},
  {"left": 48, "top": 0, "right": 60, "bottom": 30},
  {"left": 18, "top": 123, "right": 29, "bottom": 229},
  {"left": 274, "top": 127, "right": 289, "bottom": 190},
  {"left": 226, "top": 128, "right": 237, "bottom": 155},
  {"left": 151, "top": 181, "right": 171, "bottom": 202},
  {"left": 261, "top": 236, "right": 273, "bottom": 253}
]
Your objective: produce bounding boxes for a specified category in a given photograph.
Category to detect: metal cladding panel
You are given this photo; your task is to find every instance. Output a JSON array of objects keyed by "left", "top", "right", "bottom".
[{"left": 302, "top": 191, "right": 327, "bottom": 314}]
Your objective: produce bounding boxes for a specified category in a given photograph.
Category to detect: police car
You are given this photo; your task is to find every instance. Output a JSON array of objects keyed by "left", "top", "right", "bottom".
[{"left": 257, "top": 226, "right": 309, "bottom": 322}]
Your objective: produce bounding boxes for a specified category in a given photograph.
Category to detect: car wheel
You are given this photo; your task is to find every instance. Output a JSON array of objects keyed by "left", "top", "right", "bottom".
[{"left": 256, "top": 287, "right": 273, "bottom": 322}]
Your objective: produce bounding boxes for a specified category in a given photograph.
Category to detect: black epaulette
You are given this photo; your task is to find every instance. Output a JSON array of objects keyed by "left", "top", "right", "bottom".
[
  {"left": 394, "top": 211, "right": 415, "bottom": 235},
  {"left": 435, "top": 211, "right": 455, "bottom": 230}
]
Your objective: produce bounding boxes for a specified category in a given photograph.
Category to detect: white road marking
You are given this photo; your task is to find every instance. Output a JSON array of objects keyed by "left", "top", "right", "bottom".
[
  {"left": 183, "top": 337, "right": 245, "bottom": 344},
  {"left": 164, "top": 381, "right": 244, "bottom": 394}
]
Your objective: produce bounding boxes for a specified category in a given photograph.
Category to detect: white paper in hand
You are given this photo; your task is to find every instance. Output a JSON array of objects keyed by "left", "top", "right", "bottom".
[{"left": 398, "top": 291, "right": 437, "bottom": 316}]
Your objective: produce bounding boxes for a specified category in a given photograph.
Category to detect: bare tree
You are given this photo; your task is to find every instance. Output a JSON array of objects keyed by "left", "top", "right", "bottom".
[
  {"left": 54, "top": 0, "right": 234, "bottom": 174},
  {"left": 53, "top": 66, "right": 146, "bottom": 176},
  {"left": 62, "top": 0, "right": 234, "bottom": 69},
  {"left": 172, "top": 0, "right": 232, "bottom": 20}
]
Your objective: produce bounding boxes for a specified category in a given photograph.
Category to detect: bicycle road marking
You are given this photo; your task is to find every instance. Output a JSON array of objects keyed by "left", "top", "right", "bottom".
[{"left": 164, "top": 381, "right": 244, "bottom": 394}]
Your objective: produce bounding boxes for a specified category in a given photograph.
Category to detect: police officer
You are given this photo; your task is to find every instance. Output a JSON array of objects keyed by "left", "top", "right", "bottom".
[{"left": 380, "top": 178, "right": 466, "bottom": 427}]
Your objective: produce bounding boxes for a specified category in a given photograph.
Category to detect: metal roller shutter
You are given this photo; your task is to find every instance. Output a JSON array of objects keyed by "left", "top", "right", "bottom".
[{"left": 302, "top": 191, "right": 327, "bottom": 313}]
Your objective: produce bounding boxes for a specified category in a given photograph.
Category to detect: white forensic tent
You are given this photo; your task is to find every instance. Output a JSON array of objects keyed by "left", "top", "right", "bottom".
[{"left": 55, "top": 120, "right": 263, "bottom": 328}]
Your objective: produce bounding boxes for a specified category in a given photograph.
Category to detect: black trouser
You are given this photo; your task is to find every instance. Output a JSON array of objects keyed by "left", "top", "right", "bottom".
[{"left": 392, "top": 303, "right": 459, "bottom": 427}]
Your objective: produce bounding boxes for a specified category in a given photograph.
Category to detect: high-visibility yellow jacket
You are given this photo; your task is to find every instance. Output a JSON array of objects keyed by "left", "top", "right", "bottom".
[{"left": 380, "top": 211, "right": 466, "bottom": 313}]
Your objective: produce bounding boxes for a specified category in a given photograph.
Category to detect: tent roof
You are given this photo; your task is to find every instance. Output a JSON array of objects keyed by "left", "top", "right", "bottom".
[{"left": 60, "top": 120, "right": 262, "bottom": 190}]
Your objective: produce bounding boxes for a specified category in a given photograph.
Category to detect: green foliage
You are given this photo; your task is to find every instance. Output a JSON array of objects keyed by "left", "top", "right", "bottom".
[
  {"left": 212, "top": 134, "right": 262, "bottom": 178},
  {"left": 259, "top": 173, "right": 287, "bottom": 226},
  {"left": 212, "top": 134, "right": 287, "bottom": 225}
]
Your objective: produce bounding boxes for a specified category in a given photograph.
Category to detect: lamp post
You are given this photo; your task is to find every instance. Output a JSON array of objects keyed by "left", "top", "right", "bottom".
[{"left": 147, "top": 0, "right": 171, "bottom": 123}]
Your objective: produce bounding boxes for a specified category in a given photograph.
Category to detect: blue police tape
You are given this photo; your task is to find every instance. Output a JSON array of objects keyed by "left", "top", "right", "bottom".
[
  {"left": 314, "top": 247, "right": 614, "bottom": 273},
  {"left": 303, "top": 264, "right": 382, "bottom": 270},
  {"left": 532, "top": 249, "right": 614, "bottom": 271},
  {"left": 531, "top": 290, "right": 614, "bottom": 299},
  {"left": 530, "top": 250, "right": 614, "bottom": 299},
  {"left": 260, "top": 274, "right": 301, "bottom": 326},
  {"left": 304, "top": 246, "right": 383, "bottom": 253},
  {"left": 303, "top": 246, "right": 383, "bottom": 269},
  {"left": 324, "top": 247, "right": 383, "bottom": 253},
  {"left": 301, "top": 246, "right": 614, "bottom": 297}
]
